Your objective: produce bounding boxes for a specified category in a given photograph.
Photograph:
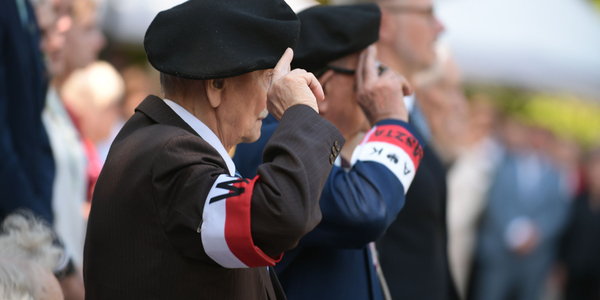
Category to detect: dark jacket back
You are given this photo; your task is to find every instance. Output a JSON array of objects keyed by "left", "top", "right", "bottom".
[
  {"left": 377, "top": 143, "right": 458, "bottom": 300},
  {"left": 84, "top": 96, "right": 344, "bottom": 300}
]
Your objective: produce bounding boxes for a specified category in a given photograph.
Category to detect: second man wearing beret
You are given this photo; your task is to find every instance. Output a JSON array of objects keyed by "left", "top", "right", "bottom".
[{"left": 234, "top": 4, "right": 424, "bottom": 300}]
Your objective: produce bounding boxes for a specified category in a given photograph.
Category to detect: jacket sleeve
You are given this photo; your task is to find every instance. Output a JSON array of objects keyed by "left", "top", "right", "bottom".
[
  {"left": 300, "top": 119, "right": 424, "bottom": 249},
  {"left": 151, "top": 105, "right": 344, "bottom": 268}
]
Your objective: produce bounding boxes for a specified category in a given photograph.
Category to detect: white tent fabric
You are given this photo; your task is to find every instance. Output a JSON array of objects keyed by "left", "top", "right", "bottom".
[
  {"left": 435, "top": 0, "right": 600, "bottom": 99},
  {"left": 100, "top": 0, "right": 600, "bottom": 99},
  {"left": 101, "top": 0, "right": 186, "bottom": 44},
  {"left": 101, "top": 0, "right": 318, "bottom": 45}
]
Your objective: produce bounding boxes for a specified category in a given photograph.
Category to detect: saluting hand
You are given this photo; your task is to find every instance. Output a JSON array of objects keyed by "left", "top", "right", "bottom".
[
  {"left": 356, "top": 45, "right": 411, "bottom": 124},
  {"left": 267, "top": 48, "right": 324, "bottom": 120}
]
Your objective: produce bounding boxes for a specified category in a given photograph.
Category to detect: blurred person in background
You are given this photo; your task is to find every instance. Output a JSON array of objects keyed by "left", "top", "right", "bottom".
[
  {"left": 61, "top": 61, "right": 125, "bottom": 164},
  {"left": 411, "top": 43, "right": 502, "bottom": 299},
  {"left": 0, "top": 213, "right": 65, "bottom": 300},
  {"left": 41, "top": 0, "right": 105, "bottom": 270},
  {"left": 445, "top": 95, "right": 502, "bottom": 299},
  {"left": 55, "top": 0, "right": 105, "bottom": 88},
  {"left": 559, "top": 147, "right": 600, "bottom": 300},
  {"left": 37, "top": 0, "right": 88, "bottom": 273},
  {"left": 411, "top": 44, "right": 468, "bottom": 165},
  {"left": 549, "top": 138, "right": 582, "bottom": 198},
  {"left": 55, "top": 0, "right": 106, "bottom": 196},
  {"left": 1, "top": 0, "right": 55, "bottom": 227},
  {"left": 2, "top": 0, "right": 85, "bottom": 298},
  {"left": 334, "top": 0, "right": 458, "bottom": 298},
  {"left": 34, "top": 0, "right": 102, "bottom": 298},
  {"left": 473, "top": 118, "right": 571, "bottom": 300},
  {"left": 234, "top": 4, "right": 423, "bottom": 300},
  {"left": 120, "top": 65, "right": 155, "bottom": 120}
]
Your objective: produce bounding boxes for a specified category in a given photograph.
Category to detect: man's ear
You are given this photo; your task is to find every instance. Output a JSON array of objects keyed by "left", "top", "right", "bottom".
[
  {"left": 316, "top": 70, "right": 335, "bottom": 113},
  {"left": 206, "top": 79, "right": 225, "bottom": 108}
]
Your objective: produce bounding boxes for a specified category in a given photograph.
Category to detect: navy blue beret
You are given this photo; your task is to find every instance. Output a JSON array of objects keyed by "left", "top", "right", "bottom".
[
  {"left": 144, "top": 0, "right": 300, "bottom": 80},
  {"left": 292, "top": 4, "right": 381, "bottom": 73}
]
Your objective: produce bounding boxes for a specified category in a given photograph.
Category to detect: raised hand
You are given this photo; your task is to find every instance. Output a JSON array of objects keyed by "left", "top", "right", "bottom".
[
  {"left": 355, "top": 45, "right": 411, "bottom": 125},
  {"left": 267, "top": 48, "right": 324, "bottom": 120}
]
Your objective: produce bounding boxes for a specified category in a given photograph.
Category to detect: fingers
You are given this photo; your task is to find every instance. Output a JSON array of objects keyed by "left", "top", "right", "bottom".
[
  {"left": 272, "top": 48, "right": 294, "bottom": 82},
  {"left": 355, "top": 49, "right": 367, "bottom": 92},
  {"left": 303, "top": 72, "right": 324, "bottom": 101},
  {"left": 287, "top": 69, "right": 324, "bottom": 101},
  {"left": 363, "top": 45, "right": 378, "bottom": 86},
  {"left": 380, "top": 70, "right": 413, "bottom": 96},
  {"left": 401, "top": 78, "right": 413, "bottom": 96}
]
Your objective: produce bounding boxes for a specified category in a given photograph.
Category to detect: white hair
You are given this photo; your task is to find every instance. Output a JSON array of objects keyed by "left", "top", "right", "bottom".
[
  {"left": 61, "top": 61, "right": 125, "bottom": 112},
  {"left": 0, "top": 258, "right": 38, "bottom": 300},
  {"left": 0, "top": 213, "right": 65, "bottom": 300}
]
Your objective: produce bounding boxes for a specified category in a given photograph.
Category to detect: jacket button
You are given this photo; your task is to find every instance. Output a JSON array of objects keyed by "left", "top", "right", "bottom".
[
  {"left": 334, "top": 141, "right": 341, "bottom": 151},
  {"left": 329, "top": 154, "right": 335, "bottom": 165},
  {"left": 332, "top": 146, "right": 339, "bottom": 155}
]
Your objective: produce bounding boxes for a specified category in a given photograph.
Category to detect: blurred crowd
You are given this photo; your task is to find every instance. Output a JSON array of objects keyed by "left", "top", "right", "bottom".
[
  {"left": 1, "top": 0, "right": 155, "bottom": 298},
  {"left": 1, "top": 0, "right": 599, "bottom": 299}
]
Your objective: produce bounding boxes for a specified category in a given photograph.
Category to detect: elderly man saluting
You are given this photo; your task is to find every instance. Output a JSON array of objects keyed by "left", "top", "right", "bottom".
[{"left": 83, "top": 1, "right": 345, "bottom": 299}]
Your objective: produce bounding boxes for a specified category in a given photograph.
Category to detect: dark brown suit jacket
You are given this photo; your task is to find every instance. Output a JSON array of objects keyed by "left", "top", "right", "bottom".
[{"left": 83, "top": 95, "right": 344, "bottom": 300}]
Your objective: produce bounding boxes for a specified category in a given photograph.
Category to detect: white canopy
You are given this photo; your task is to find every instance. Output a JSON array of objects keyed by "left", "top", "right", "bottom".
[
  {"left": 435, "top": 0, "right": 600, "bottom": 99},
  {"left": 100, "top": 0, "right": 317, "bottom": 44},
  {"left": 100, "top": 0, "right": 600, "bottom": 99}
]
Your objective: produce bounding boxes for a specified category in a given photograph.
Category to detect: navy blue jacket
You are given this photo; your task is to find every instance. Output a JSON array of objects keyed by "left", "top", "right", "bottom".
[
  {"left": 0, "top": 0, "right": 55, "bottom": 222},
  {"left": 234, "top": 115, "right": 423, "bottom": 300}
]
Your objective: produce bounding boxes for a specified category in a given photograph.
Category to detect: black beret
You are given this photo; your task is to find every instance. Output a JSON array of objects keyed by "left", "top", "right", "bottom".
[
  {"left": 292, "top": 4, "right": 381, "bottom": 73},
  {"left": 144, "top": 0, "right": 300, "bottom": 80}
]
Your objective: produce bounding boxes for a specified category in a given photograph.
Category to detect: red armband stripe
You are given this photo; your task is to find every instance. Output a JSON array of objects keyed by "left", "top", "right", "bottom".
[
  {"left": 361, "top": 124, "right": 423, "bottom": 168},
  {"left": 224, "top": 175, "right": 283, "bottom": 268},
  {"left": 201, "top": 174, "right": 282, "bottom": 268}
]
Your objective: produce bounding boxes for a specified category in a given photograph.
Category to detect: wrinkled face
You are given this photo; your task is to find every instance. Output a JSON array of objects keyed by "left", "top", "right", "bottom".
[
  {"left": 382, "top": 0, "right": 444, "bottom": 72},
  {"left": 318, "top": 53, "right": 370, "bottom": 140},
  {"left": 218, "top": 70, "right": 271, "bottom": 144},
  {"left": 64, "top": 9, "right": 105, "bottom": 71}
]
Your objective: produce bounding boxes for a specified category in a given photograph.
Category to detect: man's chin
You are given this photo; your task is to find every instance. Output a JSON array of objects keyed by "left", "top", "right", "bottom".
[{"left": 241, "top": 123, "right": 262, "bottom": 144}]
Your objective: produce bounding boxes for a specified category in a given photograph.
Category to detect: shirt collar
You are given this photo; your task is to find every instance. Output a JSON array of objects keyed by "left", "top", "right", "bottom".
[
  {"left": 163, "top": 99, "right": 236, "bottom": 176},
  {"left": 404, "top": 94, "right": 416, "bottom": 114}
]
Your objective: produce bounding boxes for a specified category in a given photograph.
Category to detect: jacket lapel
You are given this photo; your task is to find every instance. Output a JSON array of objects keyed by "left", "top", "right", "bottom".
[{"left": 135, "top": 95, "right": 199, "bottom": 137}]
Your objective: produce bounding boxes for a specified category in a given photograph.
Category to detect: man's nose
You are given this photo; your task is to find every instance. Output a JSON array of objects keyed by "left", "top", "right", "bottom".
[{"left": 433, "top": 16, "right": 445, "bottom": 36}]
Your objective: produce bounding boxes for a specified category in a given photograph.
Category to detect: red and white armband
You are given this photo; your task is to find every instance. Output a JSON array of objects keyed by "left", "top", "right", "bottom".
[
  {"left": 201, "top": 174, "right": 282, "bottom": 268},
  {"left": 350, "top": 124, "right": 424, "bottom": 194}
]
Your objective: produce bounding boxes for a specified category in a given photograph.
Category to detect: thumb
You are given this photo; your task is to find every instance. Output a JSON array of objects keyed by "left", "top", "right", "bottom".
[{"left": 272, "top": 48, "right": 294, "bottom": 83}]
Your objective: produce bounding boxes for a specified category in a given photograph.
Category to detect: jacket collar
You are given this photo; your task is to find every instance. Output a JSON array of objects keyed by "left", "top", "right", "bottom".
[
  {"left": 135, "top": 95, "right": 198, "bottom": 137},
  {"left": 135, "top": 95, "right": 237, "bottom": 176}
]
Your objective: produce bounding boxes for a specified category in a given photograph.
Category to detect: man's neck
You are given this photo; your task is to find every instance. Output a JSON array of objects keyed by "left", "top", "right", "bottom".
[
  {"left": 168, "top": 95, "right": 234, "bottom": 151},
  {"left": 51, "top": 71, "right": 71, "bottom": 92}
]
